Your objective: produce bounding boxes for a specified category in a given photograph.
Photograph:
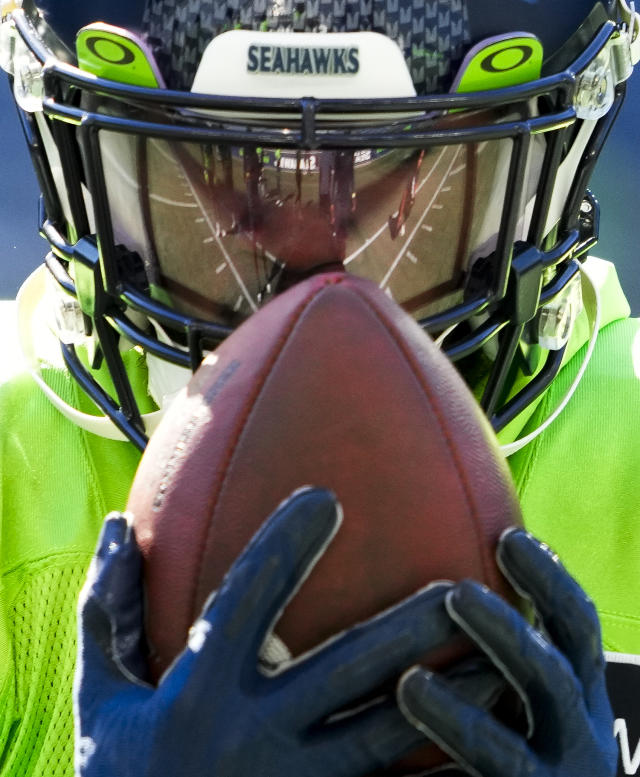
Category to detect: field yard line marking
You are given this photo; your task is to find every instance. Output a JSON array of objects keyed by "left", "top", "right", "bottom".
[
  {"left": 178, "top": 155, "right": 258, "bottom": 313},
  {"left": 343, "top": 146, "right": 448, "bottom": 266},
  {"left": 379, "top": 146, "right": 461, "bottom": 289},
  {"left": 149, "top": 193, "right": 198, "bottom": 208}
]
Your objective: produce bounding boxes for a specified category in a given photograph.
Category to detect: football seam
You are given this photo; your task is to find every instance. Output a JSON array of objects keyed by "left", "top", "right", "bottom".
[
  {"left": 189, "top": 274, "right": 348, "bottom": 621},
  {"left": 344, "top": 283, "right": 498, "bottom": 588},
  {"left": 188, "top": 272, "right": 502, "bottom": 621}
]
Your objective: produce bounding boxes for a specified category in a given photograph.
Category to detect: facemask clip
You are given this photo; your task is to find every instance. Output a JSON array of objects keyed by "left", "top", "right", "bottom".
[{"left": 537, "top": 273, "right": 583, "bottom": 351}]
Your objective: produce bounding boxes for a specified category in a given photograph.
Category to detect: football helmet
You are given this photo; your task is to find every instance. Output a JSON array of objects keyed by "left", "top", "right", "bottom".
[{"left": 1, "top": 0, "right": 638, "bottom": 448}]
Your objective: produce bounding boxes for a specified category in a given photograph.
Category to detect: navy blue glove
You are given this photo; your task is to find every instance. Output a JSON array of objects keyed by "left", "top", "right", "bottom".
[
  {"left": 75, "top": 487, "right": 470, "bottom": 777},
  {"left": 397, "top": 529, "right": 617, "bottom": 777}
]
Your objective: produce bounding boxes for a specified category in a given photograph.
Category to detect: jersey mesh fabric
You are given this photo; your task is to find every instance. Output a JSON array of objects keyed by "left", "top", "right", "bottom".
[
  {"left": 5, "top": 563, "right": 85, "bottom": 776},
  {"left": 0, "top": 352, "right": 150, "bottom": 776}
]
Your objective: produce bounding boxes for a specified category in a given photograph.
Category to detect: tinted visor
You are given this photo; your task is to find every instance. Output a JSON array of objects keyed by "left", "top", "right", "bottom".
[{"left": 100, "top": 112, "right": 543, "bottom": 327}]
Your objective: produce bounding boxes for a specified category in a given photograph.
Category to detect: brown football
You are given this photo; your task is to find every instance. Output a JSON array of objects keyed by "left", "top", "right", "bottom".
[{"left": 128, "top": 271, "right": 522, "bottom": 772}]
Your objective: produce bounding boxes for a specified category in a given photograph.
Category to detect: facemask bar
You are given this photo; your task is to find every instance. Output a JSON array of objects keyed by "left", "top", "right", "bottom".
[
  {"left": 483, "top": 73, "right": 626, "bottom": 427},
  {"left": 5, "top": 9, "right": 630, "bottom": 447},
  {"left": 63, "top": 102, "right": 566, "bottom": 344}
]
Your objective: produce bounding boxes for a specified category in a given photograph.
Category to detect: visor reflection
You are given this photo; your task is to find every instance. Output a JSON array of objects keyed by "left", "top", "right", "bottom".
[{"left": 101, "top": 131, "right": 524, "bottom": 325}]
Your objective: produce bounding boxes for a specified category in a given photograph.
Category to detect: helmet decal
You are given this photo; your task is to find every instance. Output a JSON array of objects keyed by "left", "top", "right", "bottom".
[
  {"left": 191, "top": 31, "right": 415, "bottom": 97},
  {"left": 451, "top": 32, "right": 544, "bottom": 92},
  {"left": 246, "top": 42, "right": 360, "bottom": 75},
  {"left": 76, "top": 23, "right": 165, "bottom": 86}
]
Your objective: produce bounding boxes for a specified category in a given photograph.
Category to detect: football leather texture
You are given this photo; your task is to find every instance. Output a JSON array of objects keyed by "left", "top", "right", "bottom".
[{"left": 128, "top": 271, "right": 523, "bottom": 769}]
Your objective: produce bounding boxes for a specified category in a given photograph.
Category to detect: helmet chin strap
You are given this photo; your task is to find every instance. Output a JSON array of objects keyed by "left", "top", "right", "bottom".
[
  {"left": 500, "top": 260, "right": 601, "bottom": 457},
  {"left": 16, "top": 265, "right": 168, "bottom": 442},
  {"left": 144, "top": 319, "right": 195, "bottom": 409}
]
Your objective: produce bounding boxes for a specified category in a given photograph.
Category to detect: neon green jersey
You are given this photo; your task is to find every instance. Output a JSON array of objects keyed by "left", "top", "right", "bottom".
[
  {"left": 493, "top": 257, "right": 640, "bottom": 653},
  {"left": 0, "top": 354, "right": 149, "bottom": 776},
  {"left": 0, "top": 256, "right": 637, "bottom": 775}
]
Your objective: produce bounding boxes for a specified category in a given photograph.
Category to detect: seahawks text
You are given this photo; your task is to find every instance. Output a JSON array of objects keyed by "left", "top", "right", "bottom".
[{"left": 247, "top": 45, "right": 359, "bottom": 75}]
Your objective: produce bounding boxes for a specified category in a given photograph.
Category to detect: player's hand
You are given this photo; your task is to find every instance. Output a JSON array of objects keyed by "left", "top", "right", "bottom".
[
  {"left": 75, "top": 487, "right": 484, "bottom": 777},
  {"left": 397, "top": 529, "right": 617, "bottom": 777}
]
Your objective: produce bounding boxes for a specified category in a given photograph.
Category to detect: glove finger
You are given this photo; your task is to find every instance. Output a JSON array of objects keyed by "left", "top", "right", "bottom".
[
  {"left": 307, "top": 698, "right": 434, "bottom": 776},
  {"left": 497, "top": 529, "right": 605, "bottom": 700},
  {"left": 170, "top": 487, "right": 340, "bottom": 686},
  {"left": 397, "top": 666, "right": 538, "bottom": 777},
  {"left": 280, "top": 582, "right": 459, "bottom": 723},
  {"left": 442, "top": 655, "right": 508, "bottom": 711},
  {"left": 445, "top": 580, "right": 582, "bottom": 738},
  {"left": 76, "top": 513, "right": 151, "bottom": 721}
]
